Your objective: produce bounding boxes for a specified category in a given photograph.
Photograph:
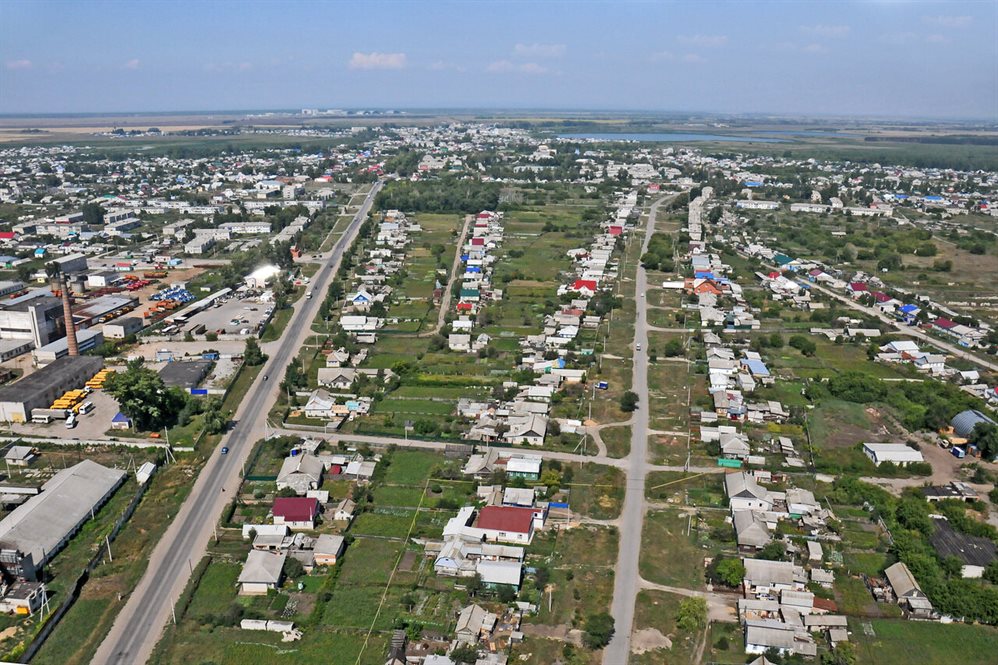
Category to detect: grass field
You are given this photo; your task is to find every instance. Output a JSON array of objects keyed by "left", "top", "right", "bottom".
[{"left": 851, "top": 618, "right": 998, "bottom": 665}]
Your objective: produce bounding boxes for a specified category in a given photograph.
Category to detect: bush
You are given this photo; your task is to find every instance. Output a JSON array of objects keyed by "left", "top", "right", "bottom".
[{"left": 620, "top": 391, "right": 639, "bottom": 412}]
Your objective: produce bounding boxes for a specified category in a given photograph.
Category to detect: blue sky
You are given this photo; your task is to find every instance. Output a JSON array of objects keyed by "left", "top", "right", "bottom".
[{"left": 1, "top": 0, "right": 996, "bottom": 118}]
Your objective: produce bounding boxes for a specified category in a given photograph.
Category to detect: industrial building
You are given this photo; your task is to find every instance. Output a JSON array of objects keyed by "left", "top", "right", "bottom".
[
  {"left": 158, "top": 360, "right": 212, "bottom": 390},
  {"left": 0, "top": 291, "right": 65, "bottom": 349},
  {"left": 0, "top": 355, "right": 102, "bottom": 422},
  {"left": 0, "top": 459, "right": 126, "bottom": 581},
  {"left": 102, "top": 316, "right": 143, "bottom": 339},
  {"left": 33, "top": 327, "right": 103, "bottom": 364},
  {"left": 72, "top": 294, "right": 139, "bottom": 328}
]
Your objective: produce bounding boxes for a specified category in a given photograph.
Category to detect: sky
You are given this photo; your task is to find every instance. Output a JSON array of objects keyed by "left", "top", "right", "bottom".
[{"left": 1, "top": 0, "right": 996, "bottom": 119}]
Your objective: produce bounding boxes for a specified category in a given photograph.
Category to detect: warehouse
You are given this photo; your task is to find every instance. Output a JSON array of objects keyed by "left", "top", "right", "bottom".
[
  {"left": 102, "top": 316, "right": 143, "bottom": 339},
  {"left": 33, "top": 327, "right": 103, "bottom": 365},
  {"left": 0, "top": 459, "right": 126, "bottom": 580},
  {"left": 0, "top": 355, "right": 102, "bottom": 422},
  {"left": 72, "top": 294, "right": 138, "bottom": 328},
  {"left": 158, "top": 360, "right": 213, "bottom": 390}
]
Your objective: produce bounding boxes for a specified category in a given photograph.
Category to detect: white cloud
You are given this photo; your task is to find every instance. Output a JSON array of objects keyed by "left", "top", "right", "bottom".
[
  {"left": 124, "top": 58, "right": 140, "bottom": 70},
  {"left": 348, "top": 52, "right": 407, "bottom": 70},
  {"left": 682, "top": 53, "right": 706, "bottom": 64},
  {"left": 486, "top": 59, "right": 548, "bottom": 74},
  {"left": 801, "top": 24, "right": 850, "bottom": 38},
  {"left": 677, "top": 34, "right": 728, "bottom": 47},
  {"left": 925, "top": 34, "right": 950, "bottom": 44},
  {"left": 802, "top": 43, "right": 827, "bottom": 54},
  {"left": 879, "top": 32, "right": 917, "bottom": 45},
  {"left": 5, "top": 59, "right": 32, "bottom": 70},
  {"left": 922, "top": 15, "right": 971, "bottom": 28},
  {"left": 650, "top": 50, "right": 676, "bottom": 62},
  {"left": 513, "top": 43, "right": 566, "bottom": 58}
]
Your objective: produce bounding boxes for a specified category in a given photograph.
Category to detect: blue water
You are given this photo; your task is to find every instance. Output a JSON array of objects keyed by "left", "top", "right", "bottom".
[{"left": 559, "top": 132, "right": 789, "bottom": 143}]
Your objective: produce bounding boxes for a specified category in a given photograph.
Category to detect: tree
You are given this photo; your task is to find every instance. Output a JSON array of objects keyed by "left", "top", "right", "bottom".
[
  {"left": 582, "top": 612, "right": 615, "bottom": 649},
  {"left": 81, "top": 202, "right": 105, "bottom": 225},
  {"left": 104, "top": 359, "right": 186, "bottom": 431},
  {"left": 676, "top": 596, "right": 707, "bottom": 632},
  {"left": 283, "top": 556, "right": 304, "bottom": 579},
  {"left": 449, "top": 644, "right": 479, "bottom": 664},
  {"left": 663, "top": 338, "right": 685, "bottom": 357},
  {"left": 788, "top": 335, "right": 817, "bottom": 357},
  {"left": 243, "top": 337, "right": 267, "bottom": 366},
  {"left": 710, "top": 557, "right": 745, "bottom": 587},
  {"left": 968, "top": 423, "right": 998, "bottom": 461},
  {"left": 757, "top": 541, "right": 786, "bottom": 561},
  {"left": 620, "top": 391, "right": 639, "bottom": 413},
  {"left": 821, "top": 643, "right": 857, "bottom": 665}
]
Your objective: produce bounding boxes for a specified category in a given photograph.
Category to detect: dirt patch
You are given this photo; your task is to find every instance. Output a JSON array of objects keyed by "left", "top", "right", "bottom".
[
  {"left": 398, "top": 550, "right": 418, "bottom": 572},
  {"left": 520, "top": 623, "right": 582, "bottom": 645},
  {"left": 631, "top": 627, "right": 672, "bottom": 654}
]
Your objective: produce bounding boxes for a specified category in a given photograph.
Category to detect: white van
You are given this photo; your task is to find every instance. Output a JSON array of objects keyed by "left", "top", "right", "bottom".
[
  {"left": 65, "top": 414, "right": 77, "bottom": 429},
  {"left": 79, "top": 402, "right": 94, "bottom": 415}
]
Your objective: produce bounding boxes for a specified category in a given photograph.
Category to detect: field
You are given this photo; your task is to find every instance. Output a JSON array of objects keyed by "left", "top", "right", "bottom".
[{"left": 851, "top": 618, "right": 998, "bottom": 665}]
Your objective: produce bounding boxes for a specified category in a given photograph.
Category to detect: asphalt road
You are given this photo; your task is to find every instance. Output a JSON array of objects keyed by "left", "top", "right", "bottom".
[
  {"left": 603, "top": 195, "right": 672, "bottom": 664},
  {"left": 92, "top": 181, "right": 382, "bottom": 665}
]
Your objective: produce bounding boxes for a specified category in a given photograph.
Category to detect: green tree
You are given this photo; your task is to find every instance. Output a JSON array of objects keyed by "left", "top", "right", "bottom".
[
  {"left": 582, "top": 612, "right": 615, "bottom": 649},
  {"left": 620, "top": 391, "right": 639, "bottom": 413},
  {"left": 676, "top": 596, "right": 707, "bottom": 632},
  {"left": 81, "top": 202, "right": 105, "bottom": 225},
  {"left": 449, "top": 644, "right": 479, "bottom": 664},
  {"left": 104, "top": 359, "right": 186, "bottom": 431},
  {"left": 968, "top": 423, "right": 998, "bottom": 460},
  {"left": 283, "top": 556, "right": 304, "bottom": 579},
  {"left": 243, "top": 337, "right": 267, "bottom": 366},
  {"left": 711, "top": 557, "right": 745, "bottom": 587}
]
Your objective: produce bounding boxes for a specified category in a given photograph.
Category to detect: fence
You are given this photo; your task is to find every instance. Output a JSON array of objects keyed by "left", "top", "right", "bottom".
[{"left": 22, "top": 466, "right": 156, "bottom": 662}]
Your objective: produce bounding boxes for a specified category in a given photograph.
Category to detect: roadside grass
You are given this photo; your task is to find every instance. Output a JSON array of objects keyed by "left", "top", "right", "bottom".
[
  {"left": 260, "top": 306, "right": 294, "bottom": 342},
  {"left": 564, "top": 464, "right": 626, "bottom": 520}
]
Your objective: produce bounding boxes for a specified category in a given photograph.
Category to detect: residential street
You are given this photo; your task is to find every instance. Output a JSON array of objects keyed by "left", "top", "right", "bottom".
[
  {"left": 603, "top": 194, "right": 672, "bottom": 664},
  {"left": 91, "top": 182, "right": 383, "bottom": 665}
]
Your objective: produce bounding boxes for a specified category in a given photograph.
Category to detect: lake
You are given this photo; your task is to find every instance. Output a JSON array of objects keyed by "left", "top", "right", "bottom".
[{"left": 559, "top": 132, "right": 788, "bottom": 143}]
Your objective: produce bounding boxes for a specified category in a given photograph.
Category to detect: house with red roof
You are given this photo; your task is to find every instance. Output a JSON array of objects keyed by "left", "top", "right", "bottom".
[
  {"left": 475, "top": 505, "right": 541, "bottom": 544},
  {"left": 272, "top": 497, "right": 319, "bottom": 530},
  {"left": 608, "top": 225, "right": 623, "bottom": 236},
  {"left": 847, "top": 282, "right": 868, "bottom": 298},
  {"left": 571, "top": 279, "right": 598, "bottom": 296}
]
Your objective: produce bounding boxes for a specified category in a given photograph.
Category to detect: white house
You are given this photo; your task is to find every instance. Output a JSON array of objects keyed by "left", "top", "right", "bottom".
[{"left": 237, "top": 550, "right": 286, "bottom": 595}]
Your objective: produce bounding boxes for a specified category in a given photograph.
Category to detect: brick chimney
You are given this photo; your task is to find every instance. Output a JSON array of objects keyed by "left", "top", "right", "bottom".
[{"left": 60, "top": 274, "right": 79, "bottom": 356}]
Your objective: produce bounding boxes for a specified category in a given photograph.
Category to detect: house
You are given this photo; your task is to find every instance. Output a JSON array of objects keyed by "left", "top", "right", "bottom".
[
  {"left": 276, "top": 453, "right": 323, "bottom": 495},
  {"left": 272, "top": 497, "right": 319, "bottom": 529},
  {"left": 302, "top": 389, "right": 337, "bottom": 419},
  {"left": 4, "top": 446, "right": 37, "bottom": 467},
  {"left": 734, "top": 510, "right": 772, "bottom": 549},
  {"left": 0, "top": 581, "right": 45, "bottom": 615},
  {"left": 505, "top": 455, "right": 541, "bottom": 480},
  {"left": 333, "top": 497, "right": 356, "bottom": 522},
  {"left": 744, "top": 619, "right": 816, "bottom": 657},
  {"left": 504, "top": 414, "right": 548, "bottom": 446},
  {"left": 316, "top": 367, "right": 356, "bottom": 389},
  {"left": 720, "top": 432, "right": 751, "bottom": 460},
  {"left": 476, "top": 559, "right": 522, "bottom": 590},
  {"left": 455, "top": 603, "right": 496, "bottom": 644},
  {"left": 725, "top": 472, "right": 773, "bottom": 511},
  {"left": 313, "top": 534, "right": 345, "bottom": 566},
  {"left": 862, "top": 443, "right": 924, "bottom": 466},
  {"left": 742, "top": 558, "right": 806, "bottom": 596},
  {"left": 237, "top": 550, "right": 286, "bottom": 595},
  {"left": 449, "top": 334, "right": 472, "bottom": 352},
  {"left": 476, "top": 505, "right": 537, "bottom": 544},
  {"left": 884, "top": 562, "right": 934, "bottom": 616}
]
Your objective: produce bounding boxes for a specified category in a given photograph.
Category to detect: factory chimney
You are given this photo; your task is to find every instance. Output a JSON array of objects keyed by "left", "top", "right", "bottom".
[{"left": 60, "top": 274, "right": 79, "bottom": 356}]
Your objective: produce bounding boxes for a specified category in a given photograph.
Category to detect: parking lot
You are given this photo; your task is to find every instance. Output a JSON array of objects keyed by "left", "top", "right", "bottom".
[
  {"left": 181, "top": 295, "right": 273, "bottom": 335},
  {"left": 9, "top": 388, "right": 122, "bottom": 440}
]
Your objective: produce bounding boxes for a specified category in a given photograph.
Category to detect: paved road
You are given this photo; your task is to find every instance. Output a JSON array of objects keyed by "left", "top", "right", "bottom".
[
  {"left": 92, "top": 182, "right": 383, "bottom": 665},
  {"left": 604, "top": 195, "right": 673, "bottom": 664}
]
